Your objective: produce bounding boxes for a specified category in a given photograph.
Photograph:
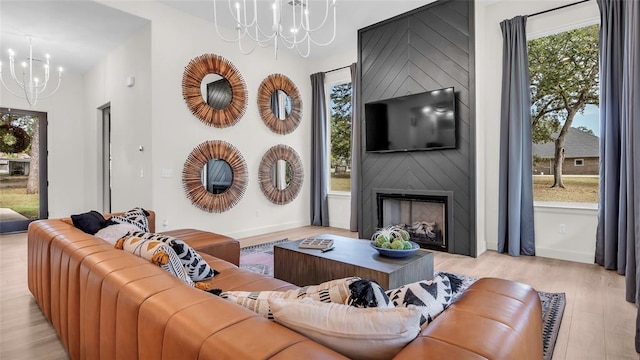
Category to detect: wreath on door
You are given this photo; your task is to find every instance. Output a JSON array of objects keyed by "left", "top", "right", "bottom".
[{"left": 0, "top": 124, "right": 31, "bottom": 153}]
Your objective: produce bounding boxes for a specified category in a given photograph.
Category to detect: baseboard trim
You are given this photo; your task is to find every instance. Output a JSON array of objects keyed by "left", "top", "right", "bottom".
[
  {"left": 535, "top": 247, "right": 594, "bottom": 264},
  {"left": 227, "top": 220, "right": 309, "bottom": 239},
  {"left": 485, "top": 241, "right": 593, "bottom": 263}
]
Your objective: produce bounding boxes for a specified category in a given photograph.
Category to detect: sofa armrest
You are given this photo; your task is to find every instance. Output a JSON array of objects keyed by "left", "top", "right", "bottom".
[{"left": 394, "top": 278, "right": 543, "bottom": 360}]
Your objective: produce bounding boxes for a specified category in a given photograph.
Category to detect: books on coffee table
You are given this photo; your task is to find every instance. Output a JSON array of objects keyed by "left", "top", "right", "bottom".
[{"left": 298, "top": 238, "right": 334, "bottom": 250}]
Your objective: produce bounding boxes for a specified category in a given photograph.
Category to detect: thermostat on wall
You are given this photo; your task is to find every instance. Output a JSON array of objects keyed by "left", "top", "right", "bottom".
[{"left": 126, "top": 76, "right": 135, "bottom": 88}]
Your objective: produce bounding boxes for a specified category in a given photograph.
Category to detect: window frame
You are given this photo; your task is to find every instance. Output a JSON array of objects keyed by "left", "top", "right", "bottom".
[
  {"left": 324, "top": 68, "right": 353, "bottom": 195},
  {"left": 527, "top": 20, "right": 600, "bottom": 208},
  {"left": 574, "top": 159, "right": 584, "bottom": 167}
]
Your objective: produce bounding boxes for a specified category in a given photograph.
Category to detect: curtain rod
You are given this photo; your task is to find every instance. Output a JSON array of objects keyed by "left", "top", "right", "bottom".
[
  {"left": 325, "top": 65, "right": 350, "bottom": 74},
  {"left": 527, "top": 0, "right": 590, "bottom": 18}
]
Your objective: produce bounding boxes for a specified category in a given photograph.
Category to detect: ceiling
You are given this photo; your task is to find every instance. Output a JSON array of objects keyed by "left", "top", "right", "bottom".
[
  {"left": 0, "top": 0, "right": 443, "bottom": 76},
  {"left": 158, "top": 0, "right": 435, "bottom": 58},
  {"left": 0, "top": 1, "right": 149, "bottom": 75}
]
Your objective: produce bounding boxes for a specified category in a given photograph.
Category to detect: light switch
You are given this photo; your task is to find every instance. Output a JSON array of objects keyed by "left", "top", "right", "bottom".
[{"left": 161, "top": 169, "right": 173, "bottom": 178}]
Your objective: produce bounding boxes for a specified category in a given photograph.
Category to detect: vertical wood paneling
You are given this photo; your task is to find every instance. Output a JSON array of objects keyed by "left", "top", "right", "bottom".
[{"left": 357, "top": 0, "right": 476, "bottom": 256}]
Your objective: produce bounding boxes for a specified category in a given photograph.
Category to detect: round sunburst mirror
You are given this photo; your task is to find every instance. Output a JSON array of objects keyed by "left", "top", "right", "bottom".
[
  {"left": 183, "top": 140, "right": 248, "bottom": 212},
  {"left": 258, "top": 144, "right": 303, "bottom": 205},
  {"left": 257, "top": 74, "right": 302, "bottom": 135},
  {"left": 182, "top": 54, "right": 247, "bottom": 128}
]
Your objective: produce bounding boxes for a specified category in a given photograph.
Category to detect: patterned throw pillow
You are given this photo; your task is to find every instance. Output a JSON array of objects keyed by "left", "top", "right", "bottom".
[
  {"left": 124, "top": 231, "right": 218, "bottom": 281},
  {"left": 221, "top": 277, "right": 360, "bottom": 319},
  {"left": 346, "top": 279, "right": 394, "bottom": 308},
  {"left": 385, "top": 274, "right": 452, "bottom": 328},
  {"left": 94, "top": 223, "right": 140, "bottom": 245},
  {"left": 269, "top": 298, "right": 421, "bottom": 360},
  {"left": 115, "top": 236, "right": 195, "bottom": 287},
  {"left": 107, "top": 207, "right": 150, "bottom": 232}
]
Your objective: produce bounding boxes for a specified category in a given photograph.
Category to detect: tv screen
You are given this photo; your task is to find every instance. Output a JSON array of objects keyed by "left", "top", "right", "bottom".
[{"left": 365, "top": 87, "right": 456, "bottom": 152}]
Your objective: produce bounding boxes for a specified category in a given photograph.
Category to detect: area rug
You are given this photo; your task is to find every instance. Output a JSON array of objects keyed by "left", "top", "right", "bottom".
[{"left": 240, "top": 240, "right": 566, "bottom": 360}]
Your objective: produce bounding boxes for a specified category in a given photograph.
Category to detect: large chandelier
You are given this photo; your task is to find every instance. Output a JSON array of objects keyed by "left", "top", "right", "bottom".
[
  {"left": 213, "top": 0, "right": 337, "bottom": 58},
  {"left": 0, "top": 37, "right": 63, "bottom": 108}
]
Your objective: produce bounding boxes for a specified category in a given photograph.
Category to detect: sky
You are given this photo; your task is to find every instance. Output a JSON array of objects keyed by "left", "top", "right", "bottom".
[{"left": 570, "top": 104, "right": 600, "bottom": 137}]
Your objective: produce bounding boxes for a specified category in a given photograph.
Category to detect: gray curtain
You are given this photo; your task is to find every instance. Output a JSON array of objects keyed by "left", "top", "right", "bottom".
[
  {"left": 594, "top": 0, "right": 640, "bottom": 352},
  {"left": 310, "top": 72, "right": 329, "bottom": 226},
  {"left": 349, "top": 63, "right": 361, "bottom": 232},
  {"left": 497, "top": 16, "right": 536, "bottom": 257}
]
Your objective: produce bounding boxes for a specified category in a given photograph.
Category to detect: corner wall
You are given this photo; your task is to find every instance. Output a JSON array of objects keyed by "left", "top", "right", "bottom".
[
  {"left": 98, "top": 1, "right": 314, "bottom": 240},
  {"left": 82, "top": 23, "right": 153, "bottom": 213}
]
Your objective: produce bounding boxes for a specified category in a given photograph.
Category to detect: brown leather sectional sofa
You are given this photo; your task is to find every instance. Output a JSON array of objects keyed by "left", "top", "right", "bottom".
[{"left": 28, "top": 212, "right": 543, "bottom": 359}]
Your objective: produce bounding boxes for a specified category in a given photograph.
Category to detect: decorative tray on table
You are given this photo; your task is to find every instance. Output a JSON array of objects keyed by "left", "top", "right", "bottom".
[{"left": 298, "top": 238, "right": 334, "bottom": 250}]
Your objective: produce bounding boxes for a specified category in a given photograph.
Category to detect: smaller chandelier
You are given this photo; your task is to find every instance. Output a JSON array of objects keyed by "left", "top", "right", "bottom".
[
  {"left": 213, "top": 0, "right": 337, "bottom": 58},
  {"left": 0, "top": 37, "right": 63, "bottom": 108}
]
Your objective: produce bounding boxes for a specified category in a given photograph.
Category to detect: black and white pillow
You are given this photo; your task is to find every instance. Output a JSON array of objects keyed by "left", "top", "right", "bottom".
[
  {"left": 221, "top": 277, "right": 360, "bottom": 319},
  {"left": 125, "top": 231, "right": 218, "bottom": 281},
  {"left": 385, "top": 274, "right": 452, "bottom": 328},
  {"left": 107, "top": 207, "right": 150, "bottom": 232},
  {"left": 346, "top": 279, "right": 394, "bottom": 308},
  {"left": 117, "top": 235, "right": 194, "bottom": 287}
]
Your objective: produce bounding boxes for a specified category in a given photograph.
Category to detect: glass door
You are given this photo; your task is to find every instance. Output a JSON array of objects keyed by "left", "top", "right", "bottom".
[{"left": 0, "top": 107, "right": 48, "bottom": 233}]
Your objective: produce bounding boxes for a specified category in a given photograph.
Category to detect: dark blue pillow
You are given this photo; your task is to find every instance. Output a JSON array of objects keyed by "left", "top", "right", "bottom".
[{"left": 71, "top": 210, "right": 107, "bottom": 235}]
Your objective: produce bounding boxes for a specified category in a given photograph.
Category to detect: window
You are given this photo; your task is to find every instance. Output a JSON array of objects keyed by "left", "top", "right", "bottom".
[
  {"left": 325, "top": 69, "right": 352, "bottom": 193},
  {"left": 529, "top": 24, "right": 599, "bottom": 204}
]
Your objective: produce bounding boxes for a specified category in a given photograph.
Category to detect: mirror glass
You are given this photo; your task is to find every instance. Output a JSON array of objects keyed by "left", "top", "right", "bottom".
[
  {"left": 270, "top": 159, "right": 292, "bottom": 190},
  {"left": 270, "top": 89, "right": 292, "bottom": 120},
  {"left": 201, "top": 73, "right": 232, "bottom": 110},
  {"left": 201, "top": 159, "right": 233, "bottom": 194}
]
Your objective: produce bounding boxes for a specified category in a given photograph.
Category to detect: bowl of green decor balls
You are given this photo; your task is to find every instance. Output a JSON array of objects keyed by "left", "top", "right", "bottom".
[{"left": 369, "top": 226, "right": 420, "bottom": 258}]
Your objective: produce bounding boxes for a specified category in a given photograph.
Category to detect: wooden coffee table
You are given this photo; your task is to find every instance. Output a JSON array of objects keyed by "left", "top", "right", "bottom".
[{"left": 273, "top": 234, "right": 434, "bottom": 290}]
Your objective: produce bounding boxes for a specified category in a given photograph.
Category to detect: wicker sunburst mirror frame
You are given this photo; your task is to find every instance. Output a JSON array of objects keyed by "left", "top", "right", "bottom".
[
  {"left": 257, "top": 74, "right": 302, "bottom": 135},
  {"left": 258, "top": 145, "right": 303, "bottom": 205},
  {"left": 182, "top": 140, "right": 248, "bottom": 213},
  {"left": 182, "top": 54, "right": 247, "bottom": 128}
]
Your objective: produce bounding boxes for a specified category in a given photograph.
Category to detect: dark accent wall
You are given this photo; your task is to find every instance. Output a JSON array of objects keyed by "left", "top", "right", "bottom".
[{"left": 357, "top": 0, "right": 476, "bottom": 256}]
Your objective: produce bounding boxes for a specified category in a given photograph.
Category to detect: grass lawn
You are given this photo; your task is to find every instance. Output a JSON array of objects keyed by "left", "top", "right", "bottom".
[
  {"left": 533, "top": 175, "right": 598, "bottom": 203},
  {"left": 0, "top": 187, "right": 39, "bottom": 219},
  {"left": 330, "top": 174, "right": 351, "bottom": 192}
]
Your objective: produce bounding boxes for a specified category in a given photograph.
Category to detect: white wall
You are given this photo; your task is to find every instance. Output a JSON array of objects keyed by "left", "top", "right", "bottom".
[
  {"left": 1, "top": 73, "right": 86, "bottom": 218},
  {"left": 98, "top": 1, "right": 315, "bottom": 240},
  {"left": 82, "top": 24, "right": 153, "bottom": 213},
  {"left": 475, "top": 0, "right": 600, "bottom": 263}
]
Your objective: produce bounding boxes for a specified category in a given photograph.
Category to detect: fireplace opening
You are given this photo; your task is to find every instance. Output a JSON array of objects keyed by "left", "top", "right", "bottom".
[{"left": 376, "top": 191, "right": 453, "bottom": 252}]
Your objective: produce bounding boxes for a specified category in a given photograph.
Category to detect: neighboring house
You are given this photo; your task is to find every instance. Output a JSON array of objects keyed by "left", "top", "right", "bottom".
[
  {"left": 532, "top": 127, "right": 599, "bottom": 175},
  {"left": 0, "top": 153, "right": 31, "bottom": 176}
]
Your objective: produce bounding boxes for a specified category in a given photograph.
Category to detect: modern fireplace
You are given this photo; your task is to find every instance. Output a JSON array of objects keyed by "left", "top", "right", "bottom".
[{"left": 375, "top": 189, "right": 454, "bottom": 252}]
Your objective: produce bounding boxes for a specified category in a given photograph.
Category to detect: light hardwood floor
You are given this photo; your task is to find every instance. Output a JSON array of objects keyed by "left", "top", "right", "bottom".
[{"left": 1, "top": 227, "right": 638, "bottom": 359}]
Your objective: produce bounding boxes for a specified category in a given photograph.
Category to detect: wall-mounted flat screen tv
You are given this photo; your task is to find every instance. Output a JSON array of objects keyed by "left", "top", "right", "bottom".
[{"left": 365, "top": 87, "right": 456, "bottom": 153}]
